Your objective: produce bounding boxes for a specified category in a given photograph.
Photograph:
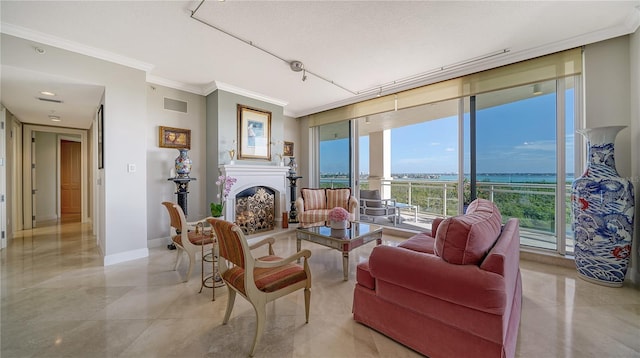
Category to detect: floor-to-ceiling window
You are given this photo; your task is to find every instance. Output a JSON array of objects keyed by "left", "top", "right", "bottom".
[
  {"left": 309, "top": 49, "right": 582, "bottom": 256},
  {"left": 474, "top": 80, "right": 560, "bottom": 250},
  {"left": 318, "top": 121, "right": 352, "bottom": 188}
]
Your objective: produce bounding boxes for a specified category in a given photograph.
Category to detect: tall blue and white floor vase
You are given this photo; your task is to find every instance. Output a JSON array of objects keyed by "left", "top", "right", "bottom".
[{"left": 571, "top": 126, "right": 635, "bottom": 287}]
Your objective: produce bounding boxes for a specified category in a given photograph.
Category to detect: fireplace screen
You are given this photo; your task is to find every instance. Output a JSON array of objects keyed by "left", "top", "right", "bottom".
[{"left": 235, "top": 186, "right": 275, "bottom": 235}]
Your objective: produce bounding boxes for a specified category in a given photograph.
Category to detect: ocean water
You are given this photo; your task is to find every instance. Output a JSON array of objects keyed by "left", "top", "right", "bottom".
[
  {"left": 426, "top": 173, "right": 572, "bottom": 184},
  {"left": 322, "top": 173, "right": 575, "bottom": 185}
]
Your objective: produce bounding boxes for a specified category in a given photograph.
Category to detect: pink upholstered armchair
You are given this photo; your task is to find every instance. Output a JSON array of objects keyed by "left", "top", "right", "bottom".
[
  {"left": 295, "top": 188, "right": 358, "bottom": 227},
  {"left": 353, "top": 199, "right": 522, "bottom": 358}
]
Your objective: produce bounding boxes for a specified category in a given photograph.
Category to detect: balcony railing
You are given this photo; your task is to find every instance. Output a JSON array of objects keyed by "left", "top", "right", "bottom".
[{"left": 320, "top": 177, "right": 574, "bottom": 252}]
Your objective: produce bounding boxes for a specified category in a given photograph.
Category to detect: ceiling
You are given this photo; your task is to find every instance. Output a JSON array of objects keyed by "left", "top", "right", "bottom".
[{"left": 1, "top": 1, "right": 639, "bottom": 130}]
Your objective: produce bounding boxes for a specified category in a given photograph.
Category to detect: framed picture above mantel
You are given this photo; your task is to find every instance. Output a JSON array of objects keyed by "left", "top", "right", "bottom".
[{"left": 237, "top": 104, "right": 271, "bottom": 160}]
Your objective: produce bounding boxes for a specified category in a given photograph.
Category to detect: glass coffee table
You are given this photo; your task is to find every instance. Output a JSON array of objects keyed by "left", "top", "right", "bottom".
[{"left": 296, "top": 222, "right": 382, "bottom": 281}]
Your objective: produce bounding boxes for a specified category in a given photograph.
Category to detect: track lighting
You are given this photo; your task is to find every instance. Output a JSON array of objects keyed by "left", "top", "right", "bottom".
[
  {"left": 190, "top": 3, "right": 510, "bottom": 97},
  {"left": 290, "top": 60, "right": 304, "bottom": 72}
]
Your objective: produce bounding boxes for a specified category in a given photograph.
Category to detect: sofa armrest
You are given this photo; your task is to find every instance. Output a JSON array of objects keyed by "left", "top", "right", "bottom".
[
  {"left": 431, "top": 217, "right": 444, "bottom": 235},
  {"left": 348, "top": 196, "right": 358, "bottom": 215},
  {"left": 369, "top": 245, "right": 507, "bottom": 315}
]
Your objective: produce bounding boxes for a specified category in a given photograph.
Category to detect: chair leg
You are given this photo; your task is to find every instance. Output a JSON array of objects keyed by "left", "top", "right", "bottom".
[
  {"left": 173, "top": 248, "right": 182, "bottom": 271},
  {"left": 184, "top": 250, "right": 196, "bottom": 283},
  {"left": 249, "top": 304, "right": 266, "bottom": 357},
  {"left": 223, "top": 288, "right": 236, "bottom": 324},
  {"left": 304, "top": 287, "right": 311, "bottom": 324}
]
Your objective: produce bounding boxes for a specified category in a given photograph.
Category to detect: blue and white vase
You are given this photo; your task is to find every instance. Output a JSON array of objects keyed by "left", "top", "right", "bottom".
[
  {"left": 571, "top": 126, "right": 634, "bottom": 287},
  {"left": 175, "top": 148, "right": 192, "bottom": 178}
]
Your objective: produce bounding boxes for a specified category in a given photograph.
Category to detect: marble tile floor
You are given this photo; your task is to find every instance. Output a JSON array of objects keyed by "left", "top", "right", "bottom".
[{"left": 1, "top": 222, "right": 639, "bottom": 357}]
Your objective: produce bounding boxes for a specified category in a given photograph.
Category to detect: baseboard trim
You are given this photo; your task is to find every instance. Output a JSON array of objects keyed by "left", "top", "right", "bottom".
[
  {"left": 103, "top": 248, "right": 149, "bottom": 266},
  {"left": 519, "top": 248, "right": 575, "bottom": 269},
  {"left": 148, "top": 236, "right": 170, "bottom": 249}
]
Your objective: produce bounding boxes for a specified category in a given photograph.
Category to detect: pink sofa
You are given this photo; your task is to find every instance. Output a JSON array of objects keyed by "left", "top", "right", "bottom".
[{"left": 353, "top": 199, "right": 522, "bottom": 358}]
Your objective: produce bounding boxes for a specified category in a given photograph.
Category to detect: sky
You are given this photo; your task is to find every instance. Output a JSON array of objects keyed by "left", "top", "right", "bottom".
[{"left": 322, "top": 88, "right": 576, "bottom": 176}]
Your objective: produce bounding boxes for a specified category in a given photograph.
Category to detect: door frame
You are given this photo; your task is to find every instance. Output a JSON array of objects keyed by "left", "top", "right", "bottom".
[{"left": 22, "top": 125, "right": 88, "bottom": 229}]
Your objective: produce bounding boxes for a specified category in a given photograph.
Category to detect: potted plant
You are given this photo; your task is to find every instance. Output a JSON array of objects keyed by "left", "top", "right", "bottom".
[{"left": 210, "top": 175, "right": 237, "bottom": 218}]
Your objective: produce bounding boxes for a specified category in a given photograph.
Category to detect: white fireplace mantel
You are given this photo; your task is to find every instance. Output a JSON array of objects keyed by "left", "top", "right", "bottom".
[{"left": 220, "top": 164, "right": 290, "bottom": 222}]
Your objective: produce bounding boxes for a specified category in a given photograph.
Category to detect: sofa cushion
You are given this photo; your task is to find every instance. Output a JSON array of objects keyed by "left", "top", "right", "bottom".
[
  {"left": 301, "top": 188, "right": 326, "bottom": 210},
  {"left": 326, "top": 188, "right": 351, "bottom": 210},
  {"left": 434, "top": 199, "right": 502, "bottom": 265},
  {"left": 398, "top": 233, "right": 435, "bottom": 254},
  {"left": 298, "top": 210, "right": 327, "bottom": 224},
  {"left": 360, "top": 189, "right": 382, "bottom": 208}
]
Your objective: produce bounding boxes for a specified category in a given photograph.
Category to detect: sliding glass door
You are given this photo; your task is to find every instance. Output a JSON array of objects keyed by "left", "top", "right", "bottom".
[
  {"left": 312, "top": 75, "right": 580, "bottom": 256},
  {"left": 472, "top": 78, "right": 576, "bottom": 252}
]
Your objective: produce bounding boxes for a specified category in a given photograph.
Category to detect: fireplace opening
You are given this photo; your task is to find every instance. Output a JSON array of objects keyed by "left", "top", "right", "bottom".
[{"left": 235, "top": 186, "right": 276, "bottom": 235}]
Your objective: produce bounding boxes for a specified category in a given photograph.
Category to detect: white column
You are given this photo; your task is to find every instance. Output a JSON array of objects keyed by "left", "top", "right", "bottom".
[{"left": 368, "top": 129, "right": 393, "bottom": 199}]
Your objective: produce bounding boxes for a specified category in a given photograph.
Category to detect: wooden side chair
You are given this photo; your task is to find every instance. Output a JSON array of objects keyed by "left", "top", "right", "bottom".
[
  {"left": 207, "top": 218, "right": 312, "bottom": 357},
  {"left": 161, "top": 202, "right": 214, "bottom": 283}
]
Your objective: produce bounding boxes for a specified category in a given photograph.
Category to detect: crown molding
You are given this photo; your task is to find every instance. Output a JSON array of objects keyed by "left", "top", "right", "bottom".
[
  {"left": 1, "top": 22, "right": 154, "bottom": 72},
  {"left": 209, "top": 81, "right": 289, "bottom": 107},
  {"left": 146, "top": 75, "right": 204, "bottom": 96}
]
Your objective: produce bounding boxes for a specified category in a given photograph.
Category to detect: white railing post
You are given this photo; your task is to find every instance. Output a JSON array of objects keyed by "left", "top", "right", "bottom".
[{"left": 443, "top": 183, "right": 448, "bottom": 216}]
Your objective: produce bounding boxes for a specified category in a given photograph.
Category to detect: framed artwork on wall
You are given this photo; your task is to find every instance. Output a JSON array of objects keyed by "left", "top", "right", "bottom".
[
  {"left": 237, "top": 104, "right": 271, "bottom": 160},
  {"left": 159, "top": 126, "right": 191, "bottom": 149},
  {"left": 97, "top": 104, "right": 104, "bottom": 169},
  {"left": 283, "top": 141, "right": 294, "bottom": 157}
]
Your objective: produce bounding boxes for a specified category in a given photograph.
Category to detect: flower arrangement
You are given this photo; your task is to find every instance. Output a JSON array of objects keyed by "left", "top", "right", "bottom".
[
  {"left": 210, "top": 175, "right": 237, "bottom": 217},
  {"left": 328, "top": 207, "right": 350, "bottom": 222}
]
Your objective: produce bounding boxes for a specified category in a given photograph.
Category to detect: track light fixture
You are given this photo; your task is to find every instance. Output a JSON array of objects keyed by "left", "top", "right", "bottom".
[
  {"left": 189, "top": 1, "right": 511, "bottom": 97},
  {"left": 290, "top": 60, "right": 304, "bottom": 72},
  {"left": 289, "top": 60, "right": 307, "bottom": 82}
]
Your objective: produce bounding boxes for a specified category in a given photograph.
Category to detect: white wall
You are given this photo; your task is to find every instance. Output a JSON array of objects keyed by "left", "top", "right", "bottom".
[
  {"left": 283, "top": 115, "right": 300, "bottom": 158},
  {"left": 146, "top": 84, "right": 207, "bottom": 244},
  {"left": 34, "top": 132, "right": 57, "bottom": 221},
  {"left": 584, "top": 35, "right": 632, "bottom": 177},
  {"left": 629, "top": 27, "right": 640, "bottom": 284}
]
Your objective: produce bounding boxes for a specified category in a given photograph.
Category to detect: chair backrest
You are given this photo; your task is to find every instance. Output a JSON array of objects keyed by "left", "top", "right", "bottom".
[
  {"left": 209, "top": 218, "right": 250, "bottom": 269},
  {"left": 360, "top": 189, "right": 382, "bottom": 208},
  {"left": 161, "top": 201, "right": 185, "bottom": 231}
]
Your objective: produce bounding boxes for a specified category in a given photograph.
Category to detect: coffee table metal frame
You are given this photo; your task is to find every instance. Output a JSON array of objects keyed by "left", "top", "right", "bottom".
[{"left": 296, "top": 222, "right": 382, "bottom": 281}]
